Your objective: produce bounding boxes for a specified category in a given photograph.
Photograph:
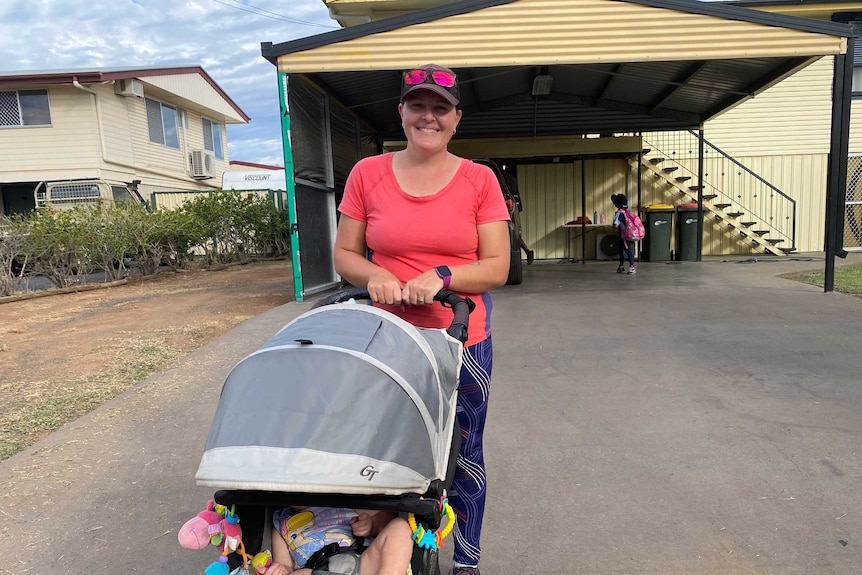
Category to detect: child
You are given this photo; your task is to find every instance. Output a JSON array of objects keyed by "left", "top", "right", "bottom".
[
  {"left": 262, "top": 506, "right": 413, "bottom": 575},
  {"left": 611, "top": 194, "right": 636, "bottom": 274}
]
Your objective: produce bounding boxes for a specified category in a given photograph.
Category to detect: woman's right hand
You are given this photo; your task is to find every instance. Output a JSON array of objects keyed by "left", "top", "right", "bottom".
[{"left": 367, "top": 271, "right": 404, "bottom": 305}]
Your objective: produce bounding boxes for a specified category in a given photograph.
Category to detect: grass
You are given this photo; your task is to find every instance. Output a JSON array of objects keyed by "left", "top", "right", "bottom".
[
  {"left": 0, "top": 338, "right": 181, "bottom": 460},
  {"left": 784, "top": 263, "right": 862, "bottom": 297}
]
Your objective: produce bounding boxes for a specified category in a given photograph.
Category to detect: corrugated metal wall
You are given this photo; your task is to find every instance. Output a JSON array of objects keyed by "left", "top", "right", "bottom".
[
  {"left": 519, "top": 158, "right": 628, "bottom": 260},
  {"left": 278, "top": 0, "right": 844, "bottom": 73}
]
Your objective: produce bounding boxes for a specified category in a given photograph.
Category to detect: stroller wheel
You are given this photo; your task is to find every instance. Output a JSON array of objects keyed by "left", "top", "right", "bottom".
[{"left": 410, "top": 546, "right": 440, "bottom": 575}]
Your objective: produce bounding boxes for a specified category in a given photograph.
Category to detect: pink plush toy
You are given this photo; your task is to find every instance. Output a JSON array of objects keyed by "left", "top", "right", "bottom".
[
  {"left": 221, "top": 508, "right": 243, "bottom": 552},
  {"left": 178, "top": 500, "right": 225, "bottom": 550}
]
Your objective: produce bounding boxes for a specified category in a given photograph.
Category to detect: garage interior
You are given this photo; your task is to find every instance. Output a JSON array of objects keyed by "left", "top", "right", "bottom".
[{"left": 260, "top": 0, "right": 853, "bottom": 299}]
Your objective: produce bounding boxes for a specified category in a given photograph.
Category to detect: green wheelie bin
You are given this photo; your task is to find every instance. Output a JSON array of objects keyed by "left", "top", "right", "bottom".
[
  {"left": 676, "top": 202, "right": 700, "bottom": 261},
  {"left": 641, "top": 204, "right": 674, "bottom": 262}
]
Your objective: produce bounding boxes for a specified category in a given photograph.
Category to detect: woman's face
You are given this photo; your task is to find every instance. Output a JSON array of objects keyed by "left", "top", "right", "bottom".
[{"left": 398, "top": 90, "right": 462, "bottom": 153}]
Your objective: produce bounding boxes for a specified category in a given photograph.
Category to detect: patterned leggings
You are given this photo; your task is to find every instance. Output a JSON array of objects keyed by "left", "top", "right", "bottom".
[{"left": 450, "top": 335, "right": 493, "bottom": 567}]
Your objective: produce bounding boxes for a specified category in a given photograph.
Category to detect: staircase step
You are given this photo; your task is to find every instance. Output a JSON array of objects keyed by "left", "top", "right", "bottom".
[
  {"left": 765, "top": 238, "right": 785, "bottom": 244},
  {"left": 702, "top": 193, "right": 717, "bottom": 200},
  {"left": 675, "top": 176, "right": 691, "bottom": 183},
  {"left": 690, "top": 186, "right": 704, "bottom": 192},
  {"left": 663, "top": 166, "right": 679, "bottom": 174},
  {"left": 642, "top": 148, "right": 651, "bottom": 155},
  {"left": 714, "top": 203, "right": 731, "bottom": 209},
  {"left": 649, "top": 157, "right": 665, "bottom": 164},
  {"left": 727, "top": 212, "right": 744, "bottom": 218},
  {"left": 753, "top": 230, "right": 769, "bottom": 236},
  {"left": 779, "top": 247, "right": 796, "bottom": 254},
  {"left": 740, "top": 221, "right": 756, "bottom": 227}
]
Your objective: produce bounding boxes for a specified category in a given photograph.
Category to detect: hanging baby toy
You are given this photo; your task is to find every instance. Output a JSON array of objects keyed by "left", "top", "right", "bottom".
[
  {"left": 407, "top": 495, "right": 456, "bottom": 551},
  {"left": 178, "top": 500, "right": 272, "bottom": 575}
]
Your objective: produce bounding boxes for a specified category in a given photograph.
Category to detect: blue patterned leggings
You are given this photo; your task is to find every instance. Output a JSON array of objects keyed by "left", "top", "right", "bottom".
[{"left": 450, "top": 335, "right": 493, "bottom": 567}]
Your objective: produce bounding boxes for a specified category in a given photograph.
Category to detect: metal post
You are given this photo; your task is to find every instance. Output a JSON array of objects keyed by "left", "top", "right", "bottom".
[
  {"left": 825, "top": 44, "right": 854, "bottom": 292},
  {"left": 581, "top": 155, "right": 587, "bottom": 264},
  {"left": 697, "top": 124, "right": 704, "bottom": 261},
  {"left": 277, "top": 71, "right": 304, "bottom": 301}
]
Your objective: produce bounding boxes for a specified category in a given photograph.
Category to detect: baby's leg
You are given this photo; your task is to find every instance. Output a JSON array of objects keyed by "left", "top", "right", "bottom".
[
  {"left": 358, "top": 517, "right": 413, "bottom": 575},
  {"left": 264, "top": 528, "right": 307, "bottom": 575}
]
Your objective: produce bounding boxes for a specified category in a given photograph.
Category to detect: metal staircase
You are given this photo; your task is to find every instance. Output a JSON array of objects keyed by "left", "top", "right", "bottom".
[{"left": 639, "top": 131, "right": 796, "bottom": 256}]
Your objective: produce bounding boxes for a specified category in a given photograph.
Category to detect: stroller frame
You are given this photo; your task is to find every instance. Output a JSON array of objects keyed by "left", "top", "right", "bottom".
[{"left": 207, "top": 288, "right": 474, "bottom": 575}]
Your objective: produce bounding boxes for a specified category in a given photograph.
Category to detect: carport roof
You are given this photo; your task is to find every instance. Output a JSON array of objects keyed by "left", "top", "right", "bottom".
[{"left": 261, "top": 0, "right": 853, "bottom": 140}]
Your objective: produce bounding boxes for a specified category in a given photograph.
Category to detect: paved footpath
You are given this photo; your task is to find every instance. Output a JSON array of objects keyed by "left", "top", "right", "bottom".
[{"left": 2, "top": 253, "right": 861, "bottom": 574}]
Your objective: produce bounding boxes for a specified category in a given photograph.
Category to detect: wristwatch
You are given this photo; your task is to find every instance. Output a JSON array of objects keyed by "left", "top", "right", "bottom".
[{"left": 435, "top": 265, "right": 452, "bottom": 289}]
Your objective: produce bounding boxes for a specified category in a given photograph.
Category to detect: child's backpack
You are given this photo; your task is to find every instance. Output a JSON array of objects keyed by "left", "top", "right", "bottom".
[{"left": 622, "top": 209, "right": 645, "bottom": 241}]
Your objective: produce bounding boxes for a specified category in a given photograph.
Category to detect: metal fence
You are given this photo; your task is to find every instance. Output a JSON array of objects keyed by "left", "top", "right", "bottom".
[
  {"left": 148, "top": 189, "right": 287, "bottom": 211},
  {"left": 845, "top": 156, "right": 862, "bottom": 250}
]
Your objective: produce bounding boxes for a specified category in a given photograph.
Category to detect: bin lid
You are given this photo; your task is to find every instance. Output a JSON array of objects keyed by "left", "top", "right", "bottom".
[
  {"left": 646, "top": 203, "right": 674, "bottom": 210},
  {"left": 678, "top": 202, "right": 699, "bottom": 209}
]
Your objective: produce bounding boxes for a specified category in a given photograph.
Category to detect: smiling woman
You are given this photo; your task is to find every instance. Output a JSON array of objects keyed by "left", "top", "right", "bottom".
[{"left": 332, "top": 64, "right": 511, "bottom": 575}]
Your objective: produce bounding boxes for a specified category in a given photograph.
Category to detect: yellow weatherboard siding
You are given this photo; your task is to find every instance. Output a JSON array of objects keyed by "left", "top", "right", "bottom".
[
  {"left": 704, "top": 56, "right": 834, "bottom": 156},
  {"left": 279, "top": 0, "right": 845, "bottom": 73}
]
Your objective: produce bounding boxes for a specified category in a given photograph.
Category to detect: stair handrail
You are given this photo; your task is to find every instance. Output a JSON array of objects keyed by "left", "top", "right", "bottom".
[
  {"left": 641, "top": 131, "right": 796, "bottom": 253},
  {"left": 688, "top": 130, "right": 796, "bottom": 252}
]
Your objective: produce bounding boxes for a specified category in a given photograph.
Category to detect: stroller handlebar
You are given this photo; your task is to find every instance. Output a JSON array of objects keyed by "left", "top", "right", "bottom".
[{"left": 312, "top": 287, "right": 475, "bottom": 344}]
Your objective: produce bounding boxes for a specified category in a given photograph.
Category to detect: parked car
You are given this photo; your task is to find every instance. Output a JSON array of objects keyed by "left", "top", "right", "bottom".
[
  {"left": 472, "top": 158, "right": 523, "bottom": 285},
  {"left": 35, "top": 179, "right": 147, "bottom": 210}
]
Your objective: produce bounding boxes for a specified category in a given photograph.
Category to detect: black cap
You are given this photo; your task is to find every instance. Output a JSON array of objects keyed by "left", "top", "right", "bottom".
[{"left": 400, "top": 64, "right": 460, "bottom": 107}]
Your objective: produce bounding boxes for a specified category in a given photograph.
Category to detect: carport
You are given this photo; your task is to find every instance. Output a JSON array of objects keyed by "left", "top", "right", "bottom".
[{"left": 260, "top": 0, "right": 854, "bottom": 301}]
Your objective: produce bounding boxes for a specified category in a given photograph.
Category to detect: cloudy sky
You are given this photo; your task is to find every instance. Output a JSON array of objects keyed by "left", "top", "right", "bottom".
[{"left": 0, "top": 0, "right": 340, "bottom": 166}]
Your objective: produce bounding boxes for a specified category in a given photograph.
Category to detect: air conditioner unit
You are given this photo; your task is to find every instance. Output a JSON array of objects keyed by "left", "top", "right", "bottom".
[
  {"left": 189, "top": 149, "right": 216, "bottom": 179},
  {"left": 114, "top": 78, "right": 144, "bottom": 98},
  {"left": 596, "top": 233, "right": 621, "bottom": 260}
]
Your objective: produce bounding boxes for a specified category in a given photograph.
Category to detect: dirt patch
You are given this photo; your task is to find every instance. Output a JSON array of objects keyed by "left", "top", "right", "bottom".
[{"left": 0, "top": 260, "right": 295, "bottom": 459}]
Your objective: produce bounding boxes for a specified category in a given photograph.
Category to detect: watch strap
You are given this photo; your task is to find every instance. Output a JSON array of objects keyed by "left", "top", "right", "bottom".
[{"left": 435, "top": 266, "right": 452, "bottom": 289}]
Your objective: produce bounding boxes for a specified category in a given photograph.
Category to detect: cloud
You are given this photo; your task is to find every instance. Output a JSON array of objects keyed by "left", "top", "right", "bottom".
[{"left": 0, "top": 0, "right": 339, "bottom": 165}]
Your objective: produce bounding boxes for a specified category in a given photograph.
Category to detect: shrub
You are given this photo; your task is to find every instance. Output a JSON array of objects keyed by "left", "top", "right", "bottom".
[
  {"left": 0, "top": 215, "right": 28, "bottom": 297},
  {"left": 178, "top": 191, "right": 289, "bottom": 264},
  {"left": 1, "top": 191, "right": 290, "bottom": 297},
  {"left": 21, "top": 208, "right": 96, "bottom": 288}
]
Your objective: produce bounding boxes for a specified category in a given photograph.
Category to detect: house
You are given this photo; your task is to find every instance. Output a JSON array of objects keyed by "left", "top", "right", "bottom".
[
  {"left": 261, "top": 0, "right": 853, "bottom": 298},
  {"left": 0, "top": 66, "right": 249, "bottom": 215}
]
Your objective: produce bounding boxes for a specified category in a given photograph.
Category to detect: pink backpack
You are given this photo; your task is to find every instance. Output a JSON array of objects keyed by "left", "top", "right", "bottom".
[{"left": 621, "top": 209, "right": 645, "bottom": 241}]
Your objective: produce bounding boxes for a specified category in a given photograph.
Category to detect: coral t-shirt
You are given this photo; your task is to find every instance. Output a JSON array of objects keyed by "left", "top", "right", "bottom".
[{"left": 338, "top": 153, "right": 510, "bottom": 346}]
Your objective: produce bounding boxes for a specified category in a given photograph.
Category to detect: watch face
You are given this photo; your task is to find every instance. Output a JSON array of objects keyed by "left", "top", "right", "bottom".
[{"left": 436, "top": 265, "right": 451, "bottom": 277}]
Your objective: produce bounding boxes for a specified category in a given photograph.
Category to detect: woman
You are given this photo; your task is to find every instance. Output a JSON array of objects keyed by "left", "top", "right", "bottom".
[{"left": 333, "top": 64, "right": 510, "bottom": 575}]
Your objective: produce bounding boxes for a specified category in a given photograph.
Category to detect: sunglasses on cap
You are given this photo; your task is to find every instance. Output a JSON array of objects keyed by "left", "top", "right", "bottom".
[{"left": 403, "top": 68, "right": 457, "bottom": 88}]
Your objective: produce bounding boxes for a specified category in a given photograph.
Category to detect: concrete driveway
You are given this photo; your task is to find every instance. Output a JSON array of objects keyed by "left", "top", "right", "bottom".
[{"left": 2, "top": 253, "right": 861, "bottom": 574}]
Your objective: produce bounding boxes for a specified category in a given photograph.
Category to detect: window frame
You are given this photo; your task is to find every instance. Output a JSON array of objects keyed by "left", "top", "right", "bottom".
[
  {"left": 0, "top": 89, "right": 52, "bottom": 128},
  {"left": 202, "top": 116, "right": 225, "bottom": 160},
  {"left": 145, "top": 97, "right": 181, "bottom": 149}
]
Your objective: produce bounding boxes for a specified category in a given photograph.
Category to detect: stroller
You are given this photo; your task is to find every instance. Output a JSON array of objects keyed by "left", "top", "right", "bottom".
[{"left": 193, "top": 287, "right": 473, "bottom": 575}]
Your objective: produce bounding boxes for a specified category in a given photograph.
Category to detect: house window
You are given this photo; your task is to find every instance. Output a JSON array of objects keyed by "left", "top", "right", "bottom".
[
  {"left": 0, "top": 89, "right": 51, "bottom": 127},
  {"left": 146, "top": 97, "right": 180, "bottom": 149},
  {"left": 203, "top": 117, "right": 224, "bottom": 160}
]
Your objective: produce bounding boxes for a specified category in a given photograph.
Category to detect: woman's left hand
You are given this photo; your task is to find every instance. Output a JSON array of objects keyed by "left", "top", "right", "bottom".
[{"left": 402, "top": 270, "right": 444, "bottom": 305}]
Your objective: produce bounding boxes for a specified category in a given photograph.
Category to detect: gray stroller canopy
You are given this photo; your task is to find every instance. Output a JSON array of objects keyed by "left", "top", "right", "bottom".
[{"left": 196, "top": 303, "right": 464, "bottom": 495}]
